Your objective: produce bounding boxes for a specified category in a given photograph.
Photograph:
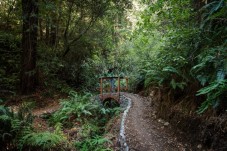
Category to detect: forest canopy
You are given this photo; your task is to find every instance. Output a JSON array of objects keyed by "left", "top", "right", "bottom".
[{"left": 0, "top": 0, "right": 226, "bottom": 112}]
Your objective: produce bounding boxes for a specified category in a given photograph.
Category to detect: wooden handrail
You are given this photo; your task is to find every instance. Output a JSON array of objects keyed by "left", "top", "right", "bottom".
[{"left": 99, "top": 76, "right": 128, "bottom": 102}]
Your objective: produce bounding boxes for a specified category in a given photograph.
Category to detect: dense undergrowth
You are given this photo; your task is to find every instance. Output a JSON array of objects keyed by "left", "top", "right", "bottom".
[
  {"left": 125, "top": 1, "right": 227, "bottom": 150},
  {"left": 0, "top": 92, "right": 120, "bottom": 151},
  {"left": 127, "top": 0, "right": 227, "bottom": 114}
]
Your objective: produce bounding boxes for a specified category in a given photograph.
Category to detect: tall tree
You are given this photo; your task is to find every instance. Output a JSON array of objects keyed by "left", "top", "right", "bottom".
[{"left": 20, "top": 0, "right": 38, "bottom": 94}]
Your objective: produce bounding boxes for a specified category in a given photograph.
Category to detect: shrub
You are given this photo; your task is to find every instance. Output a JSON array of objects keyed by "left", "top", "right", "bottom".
[
  {"left": 75, "top": 135, "right": 112, "bottom": 151},
  {"left": 50, "top": 91, "right": 99, "bottom": 125},
  {"left": 0, "top": 31, "right": 20, "bottom": 94},
  {"left": 19, "top": 129, "right": 68, "bottom": 150},
  {"left": 0, "top": 102, "right": 34, "bottom": 150}
]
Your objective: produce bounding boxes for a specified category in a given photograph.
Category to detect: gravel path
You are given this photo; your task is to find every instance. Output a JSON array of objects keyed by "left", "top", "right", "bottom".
[{"left": 123, "top": 93, "right": 188, "bottom": 151}]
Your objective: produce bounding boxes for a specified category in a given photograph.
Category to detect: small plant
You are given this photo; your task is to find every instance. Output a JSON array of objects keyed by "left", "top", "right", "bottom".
[
  {"left": 0, "top": 105, "right": 14, "bottom": 150},
  {"left": 75, "top": 135, "right": 112, "bottom": 151},
  {"left": 50, "top": 91, "right": 99, "bottom": 125},
  {"left": 47, "top": 91, "right": 122, "bottom": 151},
  {"left": 19, "top": 131, "right": 67, "bottom": 150},
  {"left": 78, "top": 122, "right": 100, "bottom": 138},
  {"left": 0, "top": 102, "right": 34, "bottom": 150},
  {"left": 196, "top": 79, "right": 227, "bottom": 114}
]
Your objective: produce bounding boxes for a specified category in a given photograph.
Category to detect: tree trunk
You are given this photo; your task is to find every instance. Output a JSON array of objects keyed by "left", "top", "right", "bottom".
[
  {"left": 39, "top": 18, "right": 43, "bottom": 41},
  {"left": 20, "top": 0, "right": 38, "bottom": 94},
  {"left": 50, "top": 20, "right": 57, "bottom": 46},
  {"left": 45, "top": 16, "right": 50, "bottom": 45}
]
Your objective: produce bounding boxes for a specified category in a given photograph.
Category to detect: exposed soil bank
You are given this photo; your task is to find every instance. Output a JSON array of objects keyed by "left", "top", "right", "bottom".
[{"left": 146, "top": 88, "right": 227, "bottom": 151}]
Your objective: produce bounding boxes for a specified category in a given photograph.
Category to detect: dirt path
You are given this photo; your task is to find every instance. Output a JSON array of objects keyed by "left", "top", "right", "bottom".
[{"left": 123, "top": 93, "right": 189, "bottom": 151}]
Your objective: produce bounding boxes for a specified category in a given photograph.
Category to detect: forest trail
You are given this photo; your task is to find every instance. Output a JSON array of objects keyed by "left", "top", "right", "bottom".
[{"left": 123, "top": 93, "right": 189, "bottom": 151}]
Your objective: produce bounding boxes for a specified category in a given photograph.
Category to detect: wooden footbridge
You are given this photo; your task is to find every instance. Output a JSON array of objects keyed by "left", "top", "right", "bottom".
[{"left": 99, "top": 77, "right": 128, "bottom": 102}]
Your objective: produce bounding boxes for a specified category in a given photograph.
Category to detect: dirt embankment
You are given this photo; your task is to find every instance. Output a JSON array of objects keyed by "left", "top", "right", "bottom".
[{"left": 145, "top": 88, "right": 227, "bottom": 151}]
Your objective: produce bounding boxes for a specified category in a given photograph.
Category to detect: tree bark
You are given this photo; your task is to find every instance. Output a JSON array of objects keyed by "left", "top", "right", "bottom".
[
  {"left": 50, "top": 19, "right": 57, "bottom": 46},
  {"left": 20, "top": 0, "right": 38, "bottom": 94},
  {"left": 45, "top": 16, "right": 50, "bottom": 45},
  {"left": 39, "top": 18, "right": 43, "bottom": 41}
]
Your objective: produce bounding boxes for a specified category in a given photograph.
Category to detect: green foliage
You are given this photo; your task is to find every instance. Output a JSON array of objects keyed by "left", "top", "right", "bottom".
[
  {"left": 197, "top": 80, "right": 227, "bottom": 114},
  {"left": 0, "top": 31, "right": 20, "bottom": 94},
  {"left": 50, "top": 91, "right": 97, "bottom": 124},
  {"left": 0, "top": 105, "right": 14, "bottom": 148},
  {"left": 51, "top": 91, "right": 121, "bottom": 124},
  {"left": 48, "top": 91, "right": 121, "bottom": 150},
  {"left": 0, "top": 0, "right": 132, "bottom": 94},
  {"left": 19, "top": 123, "right": 68, "bottom": 151},
  {"left": 0, "top": 102, "right": 34, "bottom": 150},
  {"left": 78, "top": 122, "right": 100, "bottom": 138},
  {"left": 0, "top": 102, "right": 71, "bottom": 150},
  {"left": 0, "top": 93, "right": 118, "bottom": 150},
  {"left": 192, "top": 1, "right": 227, "bottom": 112},
  {"left": 75, "top": 135, "right": 112, "bottom": 151},
  {"left": 19, "top": 132, "right": 66, "bottom": 150},
  {"left": 125, "top": 0, "right": 227, "bottom": 113}
]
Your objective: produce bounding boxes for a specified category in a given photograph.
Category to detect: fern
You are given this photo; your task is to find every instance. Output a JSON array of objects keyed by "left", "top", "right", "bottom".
[
  {"left": 163, "top": 66, "right": 180, "bottom": 75},
  {"left": 91, "top": 135, "right": 112, "bottom": 145},
  {"left": 170, "top": 79, "right": 186, "bottom": 90},
  {"left": 18, "top": 122, "right": 67, "bottom": 150},
  {"left": 200, "top": 0, "right": 225, "bottom": 28},
  {"left": 0, "top": 114, "right": 11, "bottom": 121},
  {"left": 0, "top": 105, "right": 13, "bottom": 146},
  {"left": 75, "top": 135, "right": 112, "bottom": 151},
  {"left": 0, "top": 103, "right": 34, "bottom": 150},
  {"left": 50, "top": 91, "right": 99, "bottom": 124},
  {"left": 197, "top": 79, "right": 227, "bottom": 113},
  {"left": 19, "top": 131, "right": 67, "bottom": 150}
]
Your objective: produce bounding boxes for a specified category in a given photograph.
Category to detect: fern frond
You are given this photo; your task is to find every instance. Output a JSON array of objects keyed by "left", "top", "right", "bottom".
[
  {"left": 197, "top": 80, "right": 227, "bottom": 113},
  {"left": 20, "top": 131, "right": 67, "bottom": 150}
]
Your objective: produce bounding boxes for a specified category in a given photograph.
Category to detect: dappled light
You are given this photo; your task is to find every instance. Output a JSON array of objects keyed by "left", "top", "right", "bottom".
[{"left": 0, "top": 0, "right": 226, "bottom": 150}]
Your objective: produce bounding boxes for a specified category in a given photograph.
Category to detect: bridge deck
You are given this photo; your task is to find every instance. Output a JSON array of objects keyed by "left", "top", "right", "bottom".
[{"left": 99, "top": 93, "right": 120, "bottom": 102}]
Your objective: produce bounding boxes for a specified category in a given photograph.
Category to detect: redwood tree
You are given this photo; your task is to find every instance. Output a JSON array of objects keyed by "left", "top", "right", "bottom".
[{"left": 20, "top": 0, "right": 38, "bottom": 94}]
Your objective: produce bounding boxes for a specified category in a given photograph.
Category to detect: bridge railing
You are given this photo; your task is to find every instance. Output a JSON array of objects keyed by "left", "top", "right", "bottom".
[{"left": 99, "top": 77, "right": 128, "bottom": 101}]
